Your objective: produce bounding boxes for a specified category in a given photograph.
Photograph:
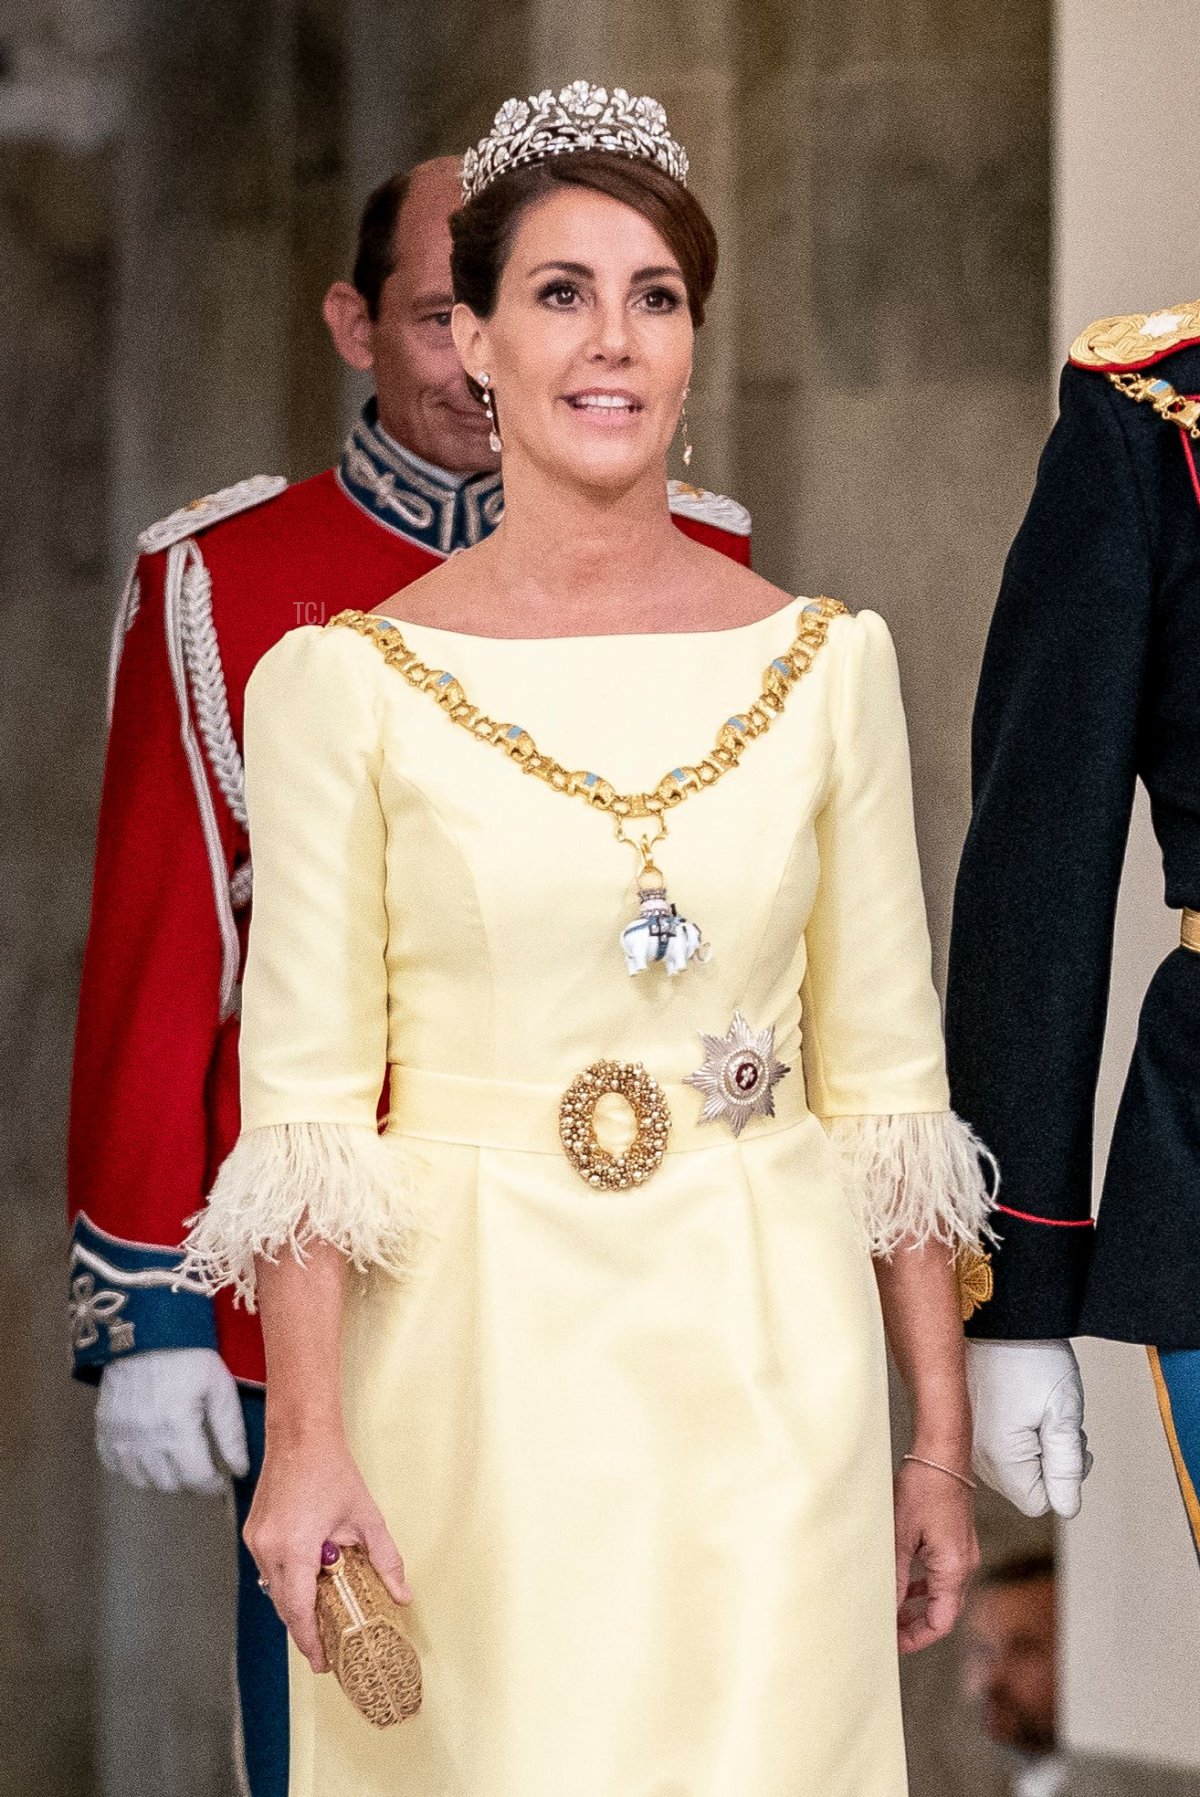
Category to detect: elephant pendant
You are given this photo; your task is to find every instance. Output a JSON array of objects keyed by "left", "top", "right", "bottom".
[{"left": 619, "top": 857, "right": 710, "bottom": 977}]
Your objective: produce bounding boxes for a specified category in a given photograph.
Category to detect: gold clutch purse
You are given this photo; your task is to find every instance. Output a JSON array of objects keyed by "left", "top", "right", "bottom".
[{"left": 314, "top": 1542, "right": 423, "bottom": 1728}]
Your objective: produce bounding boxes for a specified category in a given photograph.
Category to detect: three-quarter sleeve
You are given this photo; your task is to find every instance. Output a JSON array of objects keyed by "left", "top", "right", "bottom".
[
  {"left": 802, "top": 611, "right": 995, "bottom": 1255},
  {"left": 181, "top": 626, "right": 416, "bottom": 1306}
]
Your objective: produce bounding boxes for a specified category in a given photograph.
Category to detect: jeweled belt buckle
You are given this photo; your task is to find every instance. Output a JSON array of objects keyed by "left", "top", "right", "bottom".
[{"left": 559, "top": 1060, "right": 671, "bottom": 1190}]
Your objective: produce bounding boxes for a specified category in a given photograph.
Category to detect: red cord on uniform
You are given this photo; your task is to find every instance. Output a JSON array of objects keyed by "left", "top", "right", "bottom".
[
  {"left": 1180, "top": 405, "right": 1200, "bottom": 512},
  {"left": 993, "top": 1203, "right": 1095, "bottom": 1228}
]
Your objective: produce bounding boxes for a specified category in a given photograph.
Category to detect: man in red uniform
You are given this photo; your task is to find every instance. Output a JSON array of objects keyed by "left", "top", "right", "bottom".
[{"left": 69, "top": 155, "right": 751, "bottom": 1793}]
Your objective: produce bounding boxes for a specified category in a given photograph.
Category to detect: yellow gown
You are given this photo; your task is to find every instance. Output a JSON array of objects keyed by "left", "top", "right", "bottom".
[{"left": 186, "top": 599, "right": 990, "bottom": 1797}]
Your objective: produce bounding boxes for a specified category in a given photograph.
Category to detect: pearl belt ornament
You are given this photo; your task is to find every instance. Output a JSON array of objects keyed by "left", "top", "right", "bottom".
[{"left": 559, "top": 1060, "right": 671, "bottom": 1189}]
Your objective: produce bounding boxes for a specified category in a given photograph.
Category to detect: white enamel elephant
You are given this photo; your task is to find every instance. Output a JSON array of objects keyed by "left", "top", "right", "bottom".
[{"left": 620, "top": 908, "right": 706, "bottom": 976}]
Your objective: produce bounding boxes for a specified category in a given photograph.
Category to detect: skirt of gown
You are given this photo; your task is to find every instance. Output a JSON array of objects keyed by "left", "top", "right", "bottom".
[{"left": 287, "top": 1104, "right": 906, "bottom": 1797}]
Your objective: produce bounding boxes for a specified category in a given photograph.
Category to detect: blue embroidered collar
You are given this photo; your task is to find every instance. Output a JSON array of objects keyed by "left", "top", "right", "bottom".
[{"left": 337, "top": 398, "right": 504, "bottom": 555}]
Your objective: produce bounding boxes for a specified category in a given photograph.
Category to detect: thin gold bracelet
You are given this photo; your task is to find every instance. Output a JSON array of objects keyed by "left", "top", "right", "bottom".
[{"left": 901, "top": 1452, "right": 977, "bottom": 1491}]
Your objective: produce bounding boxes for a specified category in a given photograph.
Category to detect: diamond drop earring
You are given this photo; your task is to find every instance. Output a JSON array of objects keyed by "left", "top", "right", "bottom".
[
  {"left": 478, "top": 372, "right": 503, "bottom": 453},
  {"left": 679, "top": 389, "right": 694, "bottom": 469}
]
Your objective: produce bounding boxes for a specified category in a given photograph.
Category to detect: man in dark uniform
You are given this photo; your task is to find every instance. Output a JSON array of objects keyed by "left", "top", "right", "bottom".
[{"left": 946, "top": 302, "right": 1200, "bottom": 1544}]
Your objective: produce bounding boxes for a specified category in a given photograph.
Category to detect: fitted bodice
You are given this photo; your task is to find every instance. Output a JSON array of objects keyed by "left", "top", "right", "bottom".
[
  {"left": 236, "top": 599, "right": 946, "bottom": 1138},
  {"left": 365, "top": 605, "right": 835, "bottom": 1087}
]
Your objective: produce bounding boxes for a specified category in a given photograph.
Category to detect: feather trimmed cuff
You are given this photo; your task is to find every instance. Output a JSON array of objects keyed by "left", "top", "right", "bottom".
[
  {"left": 822, "top": 1110, "right": 998, "bottom": 1259},
  {"left": 179, "top": 1122, "right": 421, "bottom": 1310}
]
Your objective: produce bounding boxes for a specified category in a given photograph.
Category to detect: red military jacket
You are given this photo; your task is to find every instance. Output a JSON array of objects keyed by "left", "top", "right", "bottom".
[{"left": 69, "top": 400, "right": 753, "bottom": 1385}]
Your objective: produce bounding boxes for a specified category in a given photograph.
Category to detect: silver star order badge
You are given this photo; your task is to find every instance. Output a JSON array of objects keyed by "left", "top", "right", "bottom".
[{"left": 685, "top": 1012, "right": 790, "bottom": 1136}]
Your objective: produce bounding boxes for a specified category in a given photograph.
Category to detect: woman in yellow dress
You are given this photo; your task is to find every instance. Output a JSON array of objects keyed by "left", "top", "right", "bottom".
[{"left": 185, "top": 82, "right": 992, "bottom": 1797}]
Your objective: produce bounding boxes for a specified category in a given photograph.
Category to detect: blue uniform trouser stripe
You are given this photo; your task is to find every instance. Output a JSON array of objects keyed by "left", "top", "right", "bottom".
[
  {"left": 234, "top": 1391, "right": 289, "bottom": 1796},
  {"left": 1148, "top": 1347, "right": 1200, "bottom": 1566}
]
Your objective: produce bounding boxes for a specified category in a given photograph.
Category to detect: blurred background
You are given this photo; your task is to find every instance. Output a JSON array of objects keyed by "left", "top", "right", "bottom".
[{"left": 3, "top": 0, "right": 1199, "bottom": 1791}]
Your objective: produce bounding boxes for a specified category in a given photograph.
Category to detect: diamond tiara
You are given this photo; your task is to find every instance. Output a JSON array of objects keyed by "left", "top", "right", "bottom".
[{"left": 461, "top": 81, "right": 689, "bottom": 203}]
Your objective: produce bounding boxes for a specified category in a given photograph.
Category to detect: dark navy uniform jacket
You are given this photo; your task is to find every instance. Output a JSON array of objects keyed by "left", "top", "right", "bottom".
[{"left": 947, "top": 329, "right": 1200, "bottom": 1348}]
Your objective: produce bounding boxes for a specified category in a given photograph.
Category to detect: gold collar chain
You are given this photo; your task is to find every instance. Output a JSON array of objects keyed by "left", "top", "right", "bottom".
[
  {"left": 329, "top": 596, "right": 848, "bottom": 975},
  {"left": 1108, "top": 370, "right": 1200, "bottom": 439},
  {"left": 329, "top": 596, "right": 847, "bottom": 845}
]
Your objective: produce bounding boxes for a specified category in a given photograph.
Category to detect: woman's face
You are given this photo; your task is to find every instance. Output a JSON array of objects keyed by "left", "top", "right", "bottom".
[{"left": 453, "top": 185, "right": 694, "bottom": 494}]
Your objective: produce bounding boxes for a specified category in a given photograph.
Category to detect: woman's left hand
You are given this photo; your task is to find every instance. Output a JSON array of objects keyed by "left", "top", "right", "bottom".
[{"left": 893, "top": 1457, "right": 980, "bottom": 1654}]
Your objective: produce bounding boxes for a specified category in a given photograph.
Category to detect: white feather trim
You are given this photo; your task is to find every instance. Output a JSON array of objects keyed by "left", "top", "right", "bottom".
[
  {"left": 823, "top": 1110, "right": 998, "bottom": 1259},
  {"left": 178, "top": 1122, "right": 421, "bottom": 1310}
]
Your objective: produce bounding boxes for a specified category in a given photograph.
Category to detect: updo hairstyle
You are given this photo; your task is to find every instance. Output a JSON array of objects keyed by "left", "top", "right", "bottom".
[{"left": 450, "top": 151, "right": 718, "bottom": 333}]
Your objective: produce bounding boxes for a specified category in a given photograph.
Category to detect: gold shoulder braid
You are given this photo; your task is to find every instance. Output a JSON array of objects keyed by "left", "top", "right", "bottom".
[
  {"left": 1069, "top": 301, "right": 1200, "bottom": 371},
  {"left": 330, "top": 597, "right": 849, "bottom": 973}
]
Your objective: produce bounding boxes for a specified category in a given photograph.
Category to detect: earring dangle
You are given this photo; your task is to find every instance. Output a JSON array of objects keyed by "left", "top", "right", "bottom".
[
  {"left": 478, "top": 372, "right": 503, "bottom": 454},
  {"left": 679, "top": 391, "right": 694, "bottom": 469}
]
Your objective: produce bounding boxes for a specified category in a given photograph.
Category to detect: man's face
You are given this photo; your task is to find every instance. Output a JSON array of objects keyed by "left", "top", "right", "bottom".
[
  {"left": 960, "top": 1576, "right": 1057, "bottom": 1754},
  {"left": 370, "top": 161, "right": 498, "bottom": 474}
]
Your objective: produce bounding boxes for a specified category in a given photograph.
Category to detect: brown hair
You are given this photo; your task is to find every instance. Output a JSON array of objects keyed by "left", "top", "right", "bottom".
[
  {"left": 450, "top": 151, "right": 718, "bottom": 328},
  {"left": 352, "top": 172, "right": 412, "bottom": 320}
]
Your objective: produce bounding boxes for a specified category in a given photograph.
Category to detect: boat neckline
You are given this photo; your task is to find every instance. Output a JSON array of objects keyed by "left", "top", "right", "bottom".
[{"left": 359, "top": 594, "right": 813, "bottom": 646}]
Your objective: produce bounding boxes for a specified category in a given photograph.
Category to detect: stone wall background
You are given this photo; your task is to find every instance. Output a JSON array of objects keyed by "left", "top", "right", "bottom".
[
  {"left": 0, "top": 129, "right": 112, "bottom": 1797},
  {"left": 2, "top": 3, "right": 1051, "bottom": 1791}
]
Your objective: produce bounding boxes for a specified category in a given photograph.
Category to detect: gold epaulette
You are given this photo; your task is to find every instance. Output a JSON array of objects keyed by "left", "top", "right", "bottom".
[{"left": 1069, "top": 300, "right": 1200, "bottom": 372}]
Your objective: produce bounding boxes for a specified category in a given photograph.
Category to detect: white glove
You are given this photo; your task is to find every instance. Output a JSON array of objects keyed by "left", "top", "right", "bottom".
[
  {"left": 96, "top": 1347, "right": 251, "bottom": 1496},
  {"left": 967, "top": 1337, "right": 1094, "bottom": 1518}
]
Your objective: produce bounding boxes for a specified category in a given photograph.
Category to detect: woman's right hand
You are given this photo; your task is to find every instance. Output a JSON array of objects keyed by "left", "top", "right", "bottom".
[{"left": 245, "top": 1424, "right": 412, "bottom": 1672}]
